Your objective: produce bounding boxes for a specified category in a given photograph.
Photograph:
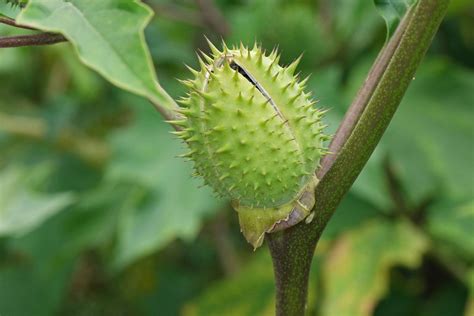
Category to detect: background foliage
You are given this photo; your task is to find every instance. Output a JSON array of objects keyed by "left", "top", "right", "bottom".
[{"left": 0, "top": 0, "right": 473, "bottom": 315}]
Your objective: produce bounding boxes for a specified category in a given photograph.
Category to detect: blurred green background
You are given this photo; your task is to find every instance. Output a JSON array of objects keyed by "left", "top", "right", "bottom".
[{"left": 0, "top": 0, "right": 473, "bottom": 315}]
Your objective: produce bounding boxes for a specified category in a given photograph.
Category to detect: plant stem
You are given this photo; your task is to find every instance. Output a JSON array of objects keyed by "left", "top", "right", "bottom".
[
  {"left": 0, "top": 32, "right": 66, "bottom": 48},
  {"left": 267, "top": 0, "right": 450, "bottom": 315},
  {"left": 267, "top": 229, "right": 323, "bottom": 316},
  {"left": 317, "top": 10, "right": 411, "bottom": 178},
  {"left": 0, "top": 16, "right": 36, "bottom": 30}
]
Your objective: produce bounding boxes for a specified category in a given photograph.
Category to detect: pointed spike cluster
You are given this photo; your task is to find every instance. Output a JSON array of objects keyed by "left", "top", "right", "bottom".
[
  {"left": 300, "top": 75, "right": 311, "bottom": 87},
  {"left": 177, "top": 78, "right": 194, "bottom": 88},
  {"left": 205, "top": 36, "right": 221, "bottom": 56},
  {"left": 269, "top": 46, "right": 279, "bottom": 60},
  {"left": 272, "top": 70, "right": 280, "bottom": 82},
  {"left": 221, "top": 39, "right": 229, "bottom": 54},
  {"left": 239, "top": 42, "right": 245, "bottom": 55},
  {"left": 185, "top": 64, "right": 199, "bottom": 76},
  {"left": 199, "top": 50, "right": 214, "bottom": 63},
  {"left": 286, "top": 54, "right": 303, "bottom": 75},
  {"left": 246, "top": 47, "right": 252, "bottom": 59},
  {"left": 197, "top": 56, "right": 208, "bottom": 72},
  {"left": 166, "top": 119, "right": 188, "bottom": 128}
]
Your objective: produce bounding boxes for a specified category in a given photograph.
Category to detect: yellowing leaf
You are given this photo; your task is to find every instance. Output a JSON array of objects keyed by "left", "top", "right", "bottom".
[
  {"left": 183, "top": 248, "right": 325, "bottom": 316},
  {"left": 321, "top": 219, "right": 428, "bottom": 316},
  {"left": 183, "top": 252, "right": 275, "bottom": 316}
]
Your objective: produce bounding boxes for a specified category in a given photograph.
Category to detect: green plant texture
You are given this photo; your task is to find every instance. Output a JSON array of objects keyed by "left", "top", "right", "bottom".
[
  {"left": 176, "top": 42, "right": 326, "bottom": 247},
  {"left": 0, "top": 0, "right": 472, "bottom": 315}
]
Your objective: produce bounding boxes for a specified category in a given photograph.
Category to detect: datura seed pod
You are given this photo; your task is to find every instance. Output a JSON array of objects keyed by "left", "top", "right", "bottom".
[{"left": 172, "top": 40, "right": 328, "bottom": 248}]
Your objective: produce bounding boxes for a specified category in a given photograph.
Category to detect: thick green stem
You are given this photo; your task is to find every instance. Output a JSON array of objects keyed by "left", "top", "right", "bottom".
[
  {"left": 267, "top": 229, "right": 324, "bottom": 316},
  {"left": 267, "top": 0, "right": 450, "bottom": 315}
]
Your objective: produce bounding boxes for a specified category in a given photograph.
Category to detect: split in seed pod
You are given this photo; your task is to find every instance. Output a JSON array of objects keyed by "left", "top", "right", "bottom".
[{"left": 171, "top": 40, "right": 329, "bottom": 248}]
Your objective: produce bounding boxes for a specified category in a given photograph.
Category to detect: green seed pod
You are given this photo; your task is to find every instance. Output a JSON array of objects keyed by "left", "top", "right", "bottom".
[{"left": 174, "top": 40, "right": 327, "bottom": 248}]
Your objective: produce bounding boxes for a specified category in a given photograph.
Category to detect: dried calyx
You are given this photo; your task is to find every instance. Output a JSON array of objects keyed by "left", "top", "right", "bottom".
[{"left": 172, "top": 40, "right": 328, "bottom": 248}]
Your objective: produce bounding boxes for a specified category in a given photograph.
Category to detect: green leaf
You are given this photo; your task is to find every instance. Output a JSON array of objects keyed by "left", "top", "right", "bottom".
[
  {"left": 321, "top": 219, "right": 428, "bottom": 316},
  {"left": 332, "top": 0, "right": 382, "bottom": 52},
  {"left": 16, "top": 0, "right": 177, "bottom": 110},
  {"left": 0, "top": 166, "right": 75, "bottom": 237},
  {"left": 107, "top": 101, "right": 221, "bottom": 269},
  {"left": 383, "top": 59, "right": 474, "bottom": 203},
  {"left": 0, "top": 196, "right": 82, "bottom": 316},
  {"left": 426, "top": 199, "right": 474, "bottom": 261},
  {"left": 346, "top": 58, "right": 474, "bottom": 209},
  {"left": 0, "top": 261, "right": 70, "bottom": 316},
  {"left": 374, "top": 0, "right": 418, "bottom": 40}
]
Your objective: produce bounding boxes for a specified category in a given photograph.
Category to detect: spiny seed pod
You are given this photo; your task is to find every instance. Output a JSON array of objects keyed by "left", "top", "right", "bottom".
[{"left": 172, "top": 40, "right": 328, "bottom": 248}]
